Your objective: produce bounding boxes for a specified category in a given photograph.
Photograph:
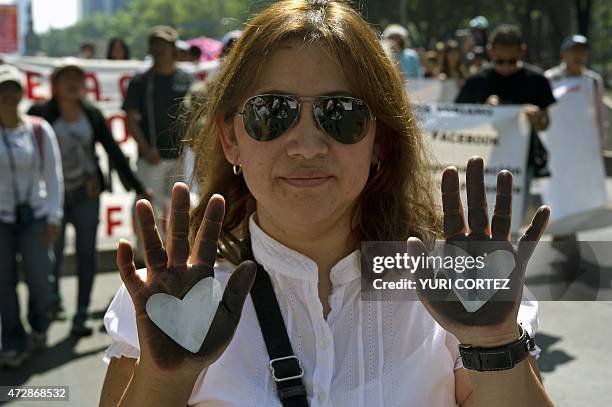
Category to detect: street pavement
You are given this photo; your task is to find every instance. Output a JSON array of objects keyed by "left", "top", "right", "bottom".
[{"left": 0, "top": 270, "right": 118, "bottom": 406}]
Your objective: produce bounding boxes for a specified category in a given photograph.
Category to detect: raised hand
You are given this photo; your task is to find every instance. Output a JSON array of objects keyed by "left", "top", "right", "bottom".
[
  {"left": 409, "top": 157, "right": 550, "bottom": 345},
  {"left": 116, "top": 183, "right": 256, "bottom": 375}
]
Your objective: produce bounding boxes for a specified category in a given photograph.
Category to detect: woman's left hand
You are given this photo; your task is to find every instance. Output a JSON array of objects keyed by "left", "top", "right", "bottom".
[{"left": 409, "top": 156, "right": 550, "bottom": 346}]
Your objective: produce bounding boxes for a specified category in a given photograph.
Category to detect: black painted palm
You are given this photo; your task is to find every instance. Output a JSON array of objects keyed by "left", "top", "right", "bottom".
[{"left": 116, "top": 185, "right": 255, "bottom": 373}]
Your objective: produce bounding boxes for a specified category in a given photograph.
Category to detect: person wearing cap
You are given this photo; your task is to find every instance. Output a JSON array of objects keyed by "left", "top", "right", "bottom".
[
  {"left": 382, "top": 24, "right": 422, "bottom": 80},
  {"left": 545, "top": 34, "right": 608, "bottom": 145},
  {"left": 28, "top": 59, "right": 150, "bottom": 336},
  {"left": 469, "top": 15, "right": 489, "bottom": 49},
  {"left": 0, "top": 64, "right": 63, "bottom": 368},
  {"left": 221, "top": 30, "right": 242, "bottom": 58},
  {"left": 122, "top": 25, "right": 193, "bottom": 263},
  {"left": 544, "top": 35, "right": 608, "bottom": 242}
]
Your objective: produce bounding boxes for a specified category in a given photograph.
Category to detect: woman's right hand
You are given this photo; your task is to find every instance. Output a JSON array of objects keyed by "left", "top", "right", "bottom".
[{"left": 116, "top": 182, "right": 256, "bottom": 378}]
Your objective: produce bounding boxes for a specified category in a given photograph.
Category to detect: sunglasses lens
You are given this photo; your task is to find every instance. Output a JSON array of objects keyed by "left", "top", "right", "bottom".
[
  {"left": 314, "top": 97, "right": 371, "bottom": 144},
  {"left": 242, "top": 95, "right": 299, "bottom": 141}
]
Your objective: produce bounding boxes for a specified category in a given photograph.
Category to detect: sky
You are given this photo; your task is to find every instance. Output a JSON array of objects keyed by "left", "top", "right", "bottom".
[
  {"left": 0, "top": 0, "right": 79, "bottom": 34},
  {"left": 32, "top": 0, "right": 78, "bottom": 33}
]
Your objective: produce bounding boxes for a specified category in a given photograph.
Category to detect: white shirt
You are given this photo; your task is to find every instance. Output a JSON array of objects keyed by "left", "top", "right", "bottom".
[
  {"left": 104, "top": 215, "right": 540, "bottom": 407},
  {"left": 0, "top": 118, "right": 64, "bottom": 225}
]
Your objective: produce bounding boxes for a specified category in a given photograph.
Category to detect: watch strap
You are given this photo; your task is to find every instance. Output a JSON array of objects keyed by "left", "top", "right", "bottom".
[{"left": 459, "top": 324, "right": 535, "bottom": 371}]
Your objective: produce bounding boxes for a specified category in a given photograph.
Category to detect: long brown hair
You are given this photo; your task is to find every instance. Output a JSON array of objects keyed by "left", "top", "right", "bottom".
[{"left": 186, "top": 0, "right": 441, "bottom": 264}]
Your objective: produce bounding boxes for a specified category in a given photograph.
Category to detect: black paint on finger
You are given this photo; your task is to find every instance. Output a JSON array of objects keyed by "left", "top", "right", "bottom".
[{"left": 204, "top": 194, "right": 226, "bottom": 224}]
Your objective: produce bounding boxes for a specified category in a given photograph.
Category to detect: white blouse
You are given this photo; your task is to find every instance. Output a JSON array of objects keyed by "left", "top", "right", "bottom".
[{"left": 104, "top": 215, "right": 540, "bottom": 407}]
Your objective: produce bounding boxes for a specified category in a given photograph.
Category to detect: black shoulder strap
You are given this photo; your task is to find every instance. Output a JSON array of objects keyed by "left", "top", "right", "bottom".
[{"left": 243, "top": 241, "right": 309, "bottom": 407}]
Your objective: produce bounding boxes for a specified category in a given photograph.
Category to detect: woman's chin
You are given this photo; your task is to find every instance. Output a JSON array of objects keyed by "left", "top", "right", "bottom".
[{"left": 275, "top": 202, "right": 351, "bottom": 229}]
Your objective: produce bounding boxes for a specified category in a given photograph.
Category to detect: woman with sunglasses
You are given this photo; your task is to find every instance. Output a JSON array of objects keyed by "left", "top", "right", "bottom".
[{"left": 100, "top": 1, "right": 554, "bottom": 406}]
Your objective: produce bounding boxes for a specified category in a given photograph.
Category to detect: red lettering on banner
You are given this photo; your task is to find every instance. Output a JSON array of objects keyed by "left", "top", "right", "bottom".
[
  {"left": 106, "top": 206, "right": 122, "bottom": 236},
  {"left": 119, "top": 75, "right": 132, "bottom": 98},
  {"left": 106, "top": 114, "right": 129, "bottom": 144},
  {"left": 84, "top": 73, "right": 109, "bottom": 102},
  {"left": 25, "top": 71, "right": 45, "bottom": 101}
]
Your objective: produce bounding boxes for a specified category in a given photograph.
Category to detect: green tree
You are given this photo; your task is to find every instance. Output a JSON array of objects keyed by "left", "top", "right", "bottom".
[{"left": 39, "top": 0, "right": 275, "bottom": 58}]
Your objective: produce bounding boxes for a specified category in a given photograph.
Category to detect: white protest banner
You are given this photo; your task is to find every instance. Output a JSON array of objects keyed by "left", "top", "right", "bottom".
[
  {"left": 406, "top": 78, "right": 442, "bottom": 103},
  {"left": 406, "top": 78, "right": 459, "bottom": 104},
  {"left": 539, "top": 76, "right": 612, "bottom": 235},
  {"left": 5, "top": 55, "right": 220, "bottom": 252},
  {"left": 417, "top": 104, "right": 530, "bottom": 233}
]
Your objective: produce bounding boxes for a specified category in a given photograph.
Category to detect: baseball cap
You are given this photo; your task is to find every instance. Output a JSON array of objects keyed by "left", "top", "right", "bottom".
[
  {"left": 221, "top": 30, "right": 242, "bottom": 56},
  {"left": 222, "top": 30, "right": 242, "bottom": 49},
  {"left": 561, "top": 34, "right": 588, "bottom": 52},
  {"left": 0, "top": 64, "right": 26, "bottom": 89},
  {"left": 149, "top": 25, "right": 179, "bottom": 44},
  {"left": 382, "top": 24, "right": 409, "bottom": 41},
  {"left": 469, "top": 16, "right": 489, "bottom": 30}
]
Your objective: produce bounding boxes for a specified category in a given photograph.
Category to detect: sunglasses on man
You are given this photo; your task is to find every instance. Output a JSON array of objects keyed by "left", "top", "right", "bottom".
[
  {"left": 238, "top": 94, "right": 375, "bottom": 144},
  {"left": 494, "top": 58, "right": 519, "bottom": 66}
]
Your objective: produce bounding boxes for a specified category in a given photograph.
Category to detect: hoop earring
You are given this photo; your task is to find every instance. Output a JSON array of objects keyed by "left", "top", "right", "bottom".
[
  {"left": 374, "top": 161, "right": 382, "bottom": 173},
  {"left": 232, "top": 163, "right": 242, "bottom": 175}
]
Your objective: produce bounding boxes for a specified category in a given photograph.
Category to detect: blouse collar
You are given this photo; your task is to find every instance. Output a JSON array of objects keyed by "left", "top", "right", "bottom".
[{"left": 249, "top": 214, "right": 361, "bottom": 286}]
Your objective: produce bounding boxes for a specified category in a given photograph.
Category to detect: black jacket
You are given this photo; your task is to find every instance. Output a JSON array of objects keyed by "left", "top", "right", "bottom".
[{"left": 28, "top": 98, "right": 146, "bottom": 195}]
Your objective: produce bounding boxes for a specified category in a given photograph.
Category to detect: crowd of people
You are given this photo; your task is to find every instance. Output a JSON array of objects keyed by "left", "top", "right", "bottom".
[
  {"left": 381, "top": 15, "right": 491, "bottom": 85},
  {"left": 0, "top": 7, "right": 608, "bottom": 407},
  {"left": 0, "top": 22, "right": 242, "bottom": 369}
]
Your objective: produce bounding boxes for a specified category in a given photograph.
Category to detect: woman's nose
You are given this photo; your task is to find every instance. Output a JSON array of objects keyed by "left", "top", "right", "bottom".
[{"left": 284, "top": 103, "right": 329, "bottom": 160}]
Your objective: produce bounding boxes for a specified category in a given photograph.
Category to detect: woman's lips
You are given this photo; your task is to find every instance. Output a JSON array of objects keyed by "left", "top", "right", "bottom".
[{"left": 280, "top": 174, "right": 334, "bottom": 187}]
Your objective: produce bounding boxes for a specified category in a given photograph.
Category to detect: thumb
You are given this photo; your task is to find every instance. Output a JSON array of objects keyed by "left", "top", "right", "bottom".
[{"left": 214, "top": 261, "right": 257, "bottom": 327}]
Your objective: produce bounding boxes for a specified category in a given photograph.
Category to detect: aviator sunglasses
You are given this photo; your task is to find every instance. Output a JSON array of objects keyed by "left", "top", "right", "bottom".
[{"left": 238, "top": 94, "right": 375, "bottom": 144}]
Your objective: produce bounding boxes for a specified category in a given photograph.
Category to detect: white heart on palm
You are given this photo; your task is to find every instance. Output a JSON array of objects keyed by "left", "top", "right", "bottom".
[
  {"left": 434, "top": 246, "right": 516, "bottom": 313},
  {"left": 145, "top": 277, "right": 222, "bottom": 353}
]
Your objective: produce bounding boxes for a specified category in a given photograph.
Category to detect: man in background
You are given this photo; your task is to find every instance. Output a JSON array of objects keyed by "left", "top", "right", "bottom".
[
  {"left": 455, "top": 24, "right": 556, "bottom": 224},
  {"left": 122, "top": 25, "right": 193, "bottom": 260},
  {"left": 546, "top": 34, "right": 608, "bottom": 144}
]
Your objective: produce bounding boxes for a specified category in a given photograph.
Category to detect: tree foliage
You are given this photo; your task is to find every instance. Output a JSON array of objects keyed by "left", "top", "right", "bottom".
[
  {"left": 39, "top": 0, "right": 275, "bottom": 58},
  {"left": 39, "top": 0, "right": 610, "bottom": 71}
]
